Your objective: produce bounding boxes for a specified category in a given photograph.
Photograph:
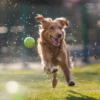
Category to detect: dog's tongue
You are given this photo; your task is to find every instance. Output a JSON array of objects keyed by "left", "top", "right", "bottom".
[{"left": 52, "top": 38, "right": 60, "bottom": 45}]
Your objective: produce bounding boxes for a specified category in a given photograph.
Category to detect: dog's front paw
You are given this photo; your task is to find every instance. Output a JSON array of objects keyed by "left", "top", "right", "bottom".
[
  {"left": 68, "top": 80, "right": 75, "bottom": 86},
  {"left": 51, "top": 67, "right": 58, "bottom": 73}
]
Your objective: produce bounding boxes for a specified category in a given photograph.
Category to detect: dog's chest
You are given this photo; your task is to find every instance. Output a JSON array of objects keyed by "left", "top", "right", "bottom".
[
  {"left": 56, "top": 49, "right": 67, "bottom": 62},
  {"left": 52, "top": 49, "right": 64, "bottom": 62},
  {"left": 57, "top": 57, "right": 62, "bottom": 61}
]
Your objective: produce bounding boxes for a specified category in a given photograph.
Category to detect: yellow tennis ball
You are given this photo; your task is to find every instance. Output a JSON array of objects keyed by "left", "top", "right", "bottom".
[{"left": 24, "top": 37, "right": 35, "bottom": 48}]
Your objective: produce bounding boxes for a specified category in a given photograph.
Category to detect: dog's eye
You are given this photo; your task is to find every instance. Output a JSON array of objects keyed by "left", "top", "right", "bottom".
[
  {"left": 50, "top": 27, "right": 54, "bottom": 30},
  {"left": 59, "top": 27, "right": 62, "bottom": 30}
]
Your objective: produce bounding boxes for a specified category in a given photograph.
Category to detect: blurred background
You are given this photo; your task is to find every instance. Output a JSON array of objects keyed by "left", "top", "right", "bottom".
[{"left": 0, "top": 0, "right": 100, "bottom": 70}]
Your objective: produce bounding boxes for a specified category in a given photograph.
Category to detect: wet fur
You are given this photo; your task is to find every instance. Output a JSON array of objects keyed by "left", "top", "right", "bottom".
[{"left": 35, "top": 15, "right": 75, "bottom": 88}]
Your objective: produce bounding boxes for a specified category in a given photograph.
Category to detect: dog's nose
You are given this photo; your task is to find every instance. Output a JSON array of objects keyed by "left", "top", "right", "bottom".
[{"left": 57, "top": 33, "right": 62, "bottom": 38}]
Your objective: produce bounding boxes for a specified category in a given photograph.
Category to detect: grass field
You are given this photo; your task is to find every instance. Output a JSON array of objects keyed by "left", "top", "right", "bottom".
[{"left": 0, "top": 63, "right": 100, "bottom": 100}]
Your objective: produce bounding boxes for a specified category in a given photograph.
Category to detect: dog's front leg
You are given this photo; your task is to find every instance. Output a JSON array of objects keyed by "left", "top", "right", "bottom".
[
  {"left": 40, "top": 44, "right": 58, "bottom": 74},
  {"left": 43, "top": 60, "right": 58, "bottom": 74},
  {"left": 60, "top": 63, "right": 75, "bottom": 86}
]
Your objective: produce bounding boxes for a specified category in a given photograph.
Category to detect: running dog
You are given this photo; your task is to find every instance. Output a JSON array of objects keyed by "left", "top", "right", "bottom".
[{"left": 35, "top": 15, "right": 75, "bottom": 88}]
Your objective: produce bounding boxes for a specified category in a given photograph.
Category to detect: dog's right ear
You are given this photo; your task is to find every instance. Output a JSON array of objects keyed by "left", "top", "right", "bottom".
[{"left": 35, "top": 15, "right": 48, "bottom": 28}]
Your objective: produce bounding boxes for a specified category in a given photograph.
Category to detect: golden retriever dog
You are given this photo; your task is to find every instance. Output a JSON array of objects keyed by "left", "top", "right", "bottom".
[{"left": 35, "top": 15, "right": 75, "bottom": 88}]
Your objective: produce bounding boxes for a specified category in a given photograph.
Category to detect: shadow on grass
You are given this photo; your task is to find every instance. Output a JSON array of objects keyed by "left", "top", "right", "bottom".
[{"left": 66, "top": 90, "right": 96, "bottom": 100}]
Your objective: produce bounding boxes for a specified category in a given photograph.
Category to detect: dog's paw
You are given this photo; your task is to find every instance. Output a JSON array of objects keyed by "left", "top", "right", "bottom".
[
  {"left": 68, "top": 80, "right": 75, "bottom": 86},
  {"left": 51, "top": 67, "right": 58, "bottom": 73}
]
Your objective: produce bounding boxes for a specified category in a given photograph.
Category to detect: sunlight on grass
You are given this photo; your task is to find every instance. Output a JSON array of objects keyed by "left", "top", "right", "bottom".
[{"left": 0, "top": 63, "right": 100, "bottom": 100}]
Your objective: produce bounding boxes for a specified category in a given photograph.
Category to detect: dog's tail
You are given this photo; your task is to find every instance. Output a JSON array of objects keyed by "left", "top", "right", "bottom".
[
  {"left": 69, "top": 57, "right": 74, "bottom": 69},
  {"left": 94, "top": 55, "right": 100, "bottom": 60},
  {"left": 67, "top": 49, "right": 74, "bottom": 69}
]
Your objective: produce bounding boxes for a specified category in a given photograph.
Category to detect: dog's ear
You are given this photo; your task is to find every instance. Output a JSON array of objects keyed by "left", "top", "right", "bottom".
[
  {"left": 55, "top": 17, "right": 69, "bottom": 28},
  {"left": 35, "top": 15, "right": 45, "bottom": 22},
  {"left": 35, "top": 15, "right": 49, "bottom": 28}
]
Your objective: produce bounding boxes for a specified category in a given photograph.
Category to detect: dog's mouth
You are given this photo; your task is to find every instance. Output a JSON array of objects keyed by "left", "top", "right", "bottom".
[{"left": 50, "top": 35, "right": 60, "bottom": 46}]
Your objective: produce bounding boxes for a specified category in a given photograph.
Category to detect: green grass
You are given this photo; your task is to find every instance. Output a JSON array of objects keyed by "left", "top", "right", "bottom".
[{"left": 0, "top": 63, "right": 100, "bottom": 100}]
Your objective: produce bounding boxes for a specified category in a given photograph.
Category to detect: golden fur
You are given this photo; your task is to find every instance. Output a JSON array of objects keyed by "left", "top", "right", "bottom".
[{"left": 35, "top": 15, "right": 75, "bottom": 88}]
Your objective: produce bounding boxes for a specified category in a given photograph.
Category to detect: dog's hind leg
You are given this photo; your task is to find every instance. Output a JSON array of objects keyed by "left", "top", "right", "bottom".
[
  {"left": 52, "top": 73, "right": 57, "bottom": 88},
  {"left": 60, "top": 63, "right": 75, "bottom": 86}
]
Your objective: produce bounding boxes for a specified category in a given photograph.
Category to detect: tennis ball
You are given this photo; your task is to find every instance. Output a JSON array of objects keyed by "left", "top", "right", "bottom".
[{"left": 24, "top": 37, "right": 35, "bottom": 48}]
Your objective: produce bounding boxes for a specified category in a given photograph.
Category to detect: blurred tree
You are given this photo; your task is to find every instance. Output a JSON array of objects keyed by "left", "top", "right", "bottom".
[
  {"left": 81, "top": 4, "right": 88, "bottom": 62},
  {"left": 22, "top": 4, "right": 29, "bottom": 67}
]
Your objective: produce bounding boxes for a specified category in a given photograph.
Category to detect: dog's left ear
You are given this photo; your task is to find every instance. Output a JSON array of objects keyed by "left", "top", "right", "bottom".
[{"left": 55, "top": 18, "right": 69, "bottom": 28}]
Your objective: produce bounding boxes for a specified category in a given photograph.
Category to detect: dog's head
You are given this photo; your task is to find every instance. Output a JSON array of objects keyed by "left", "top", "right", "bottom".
[{"left": 35, "top": 15, "right": 69, "bottom": 46}]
